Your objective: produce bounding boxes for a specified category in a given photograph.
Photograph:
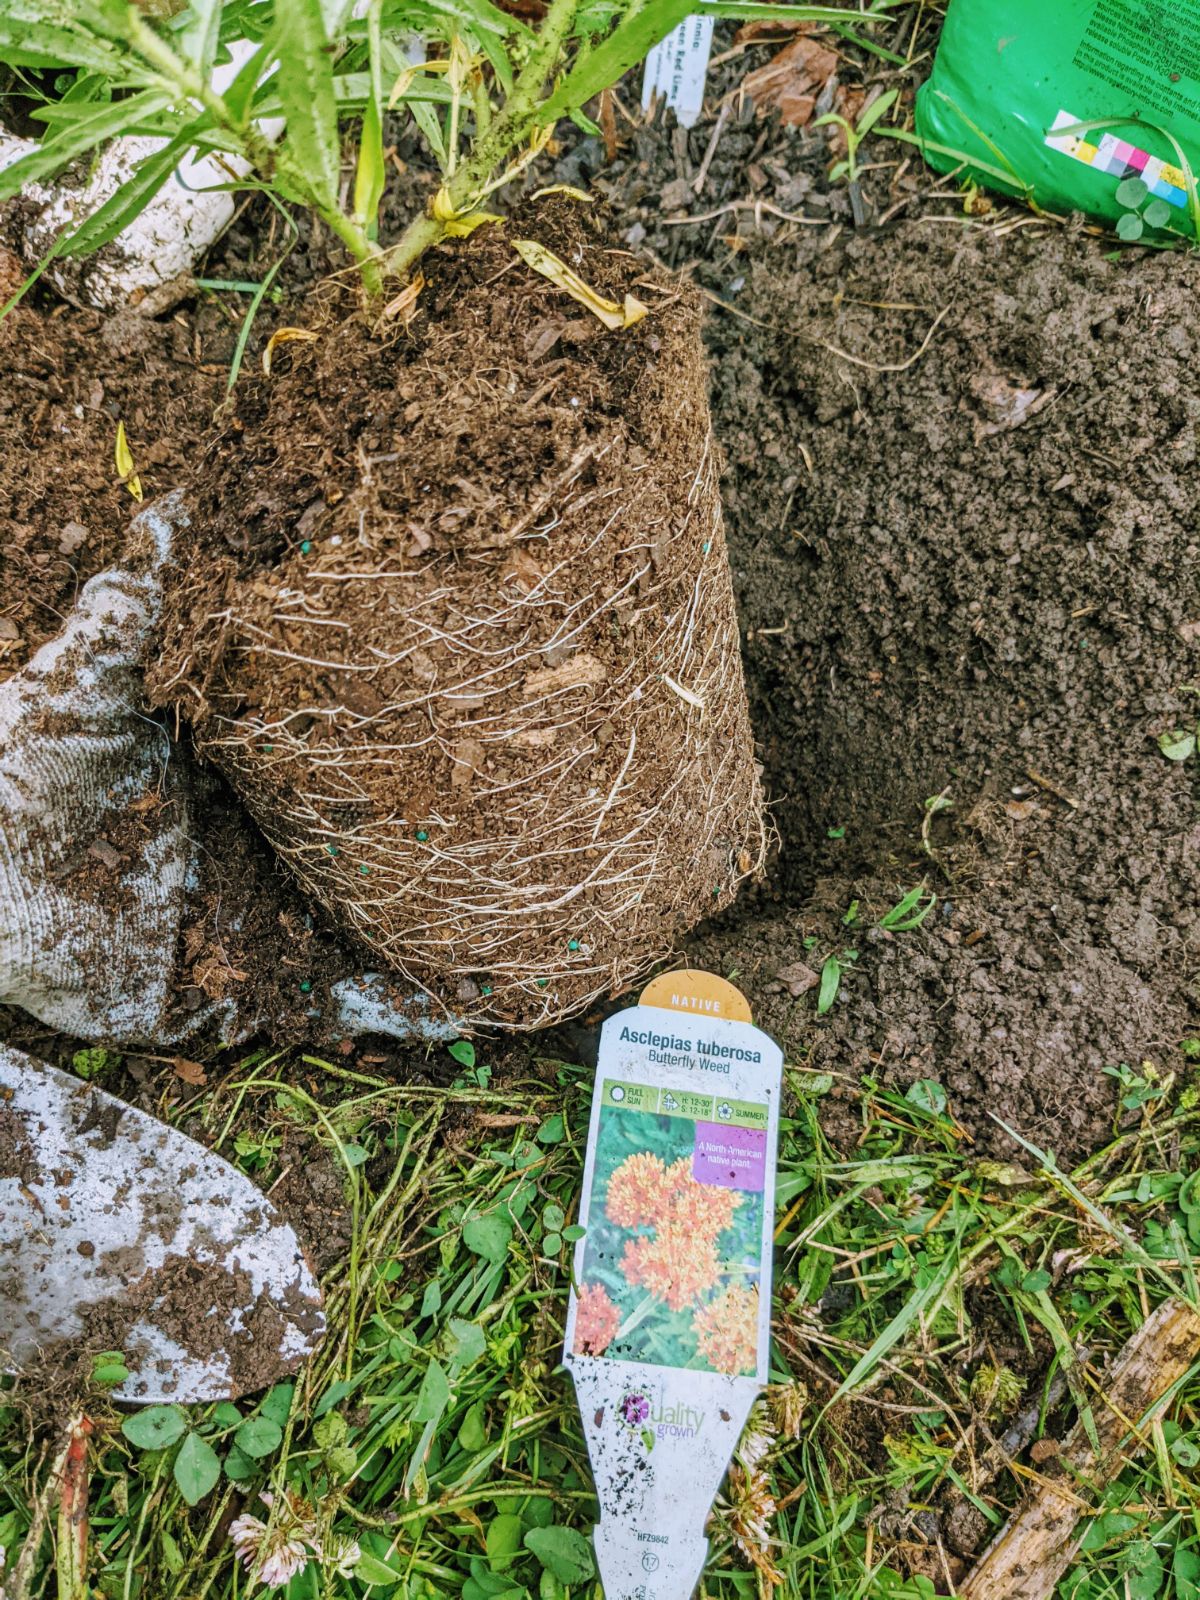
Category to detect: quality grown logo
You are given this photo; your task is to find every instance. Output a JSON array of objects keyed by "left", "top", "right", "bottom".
[{"left": 619, "top": 1390, "right": 706, "bottom": 1445}]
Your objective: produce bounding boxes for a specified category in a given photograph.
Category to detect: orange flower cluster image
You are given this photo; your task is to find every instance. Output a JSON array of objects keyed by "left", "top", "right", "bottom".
[
  {"left": 572, "top": 1144, "right": 761, "bottom": 1374},
  {"left": 574, "top": 1282, "right": 621, "bottom": 1357},
  {"left": 695, "top": 1284, "right": 759, "bottom": 1376}
]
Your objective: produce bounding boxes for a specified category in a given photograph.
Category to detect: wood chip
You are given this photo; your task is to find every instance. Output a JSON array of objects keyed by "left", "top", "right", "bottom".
[
  {"left": 523, "top": 652, "right": 606, "bottom": 698},
  {"left": 87, "top": 839, "right": 123, "bottom": 871},
  {"left": 57, "top": 521, "right": 89, "bottom": 555},
  {"left": 172, "top": 1057, "right": 208, "bottom": 1086},
  {"left": 774, "top": 961, "right": 820, "bottom": 997},
  {"left": 743, "top": 35, "right": 839, "bottom": 126}
]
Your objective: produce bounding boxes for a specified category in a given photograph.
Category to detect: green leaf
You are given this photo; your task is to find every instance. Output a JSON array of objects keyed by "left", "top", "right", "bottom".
[
  {"left": 536, "top": 1113, "right": 565, "bottom": 1144},
  {"left": 542, "top": 1203, "right": 565, "bottom": 1233},
  {"left": 1158, "top": 728, "right": 1196, "bottom": 761},
  {"left": 178, "top": 0, "right": 221, "bottom": 75},
  {"left": 463, "top": 1213, "right": 512, "bottom": 1263},
  {"left": 1117, "top": 211, "right": 1145, "bottom": 241},
  {"left": 91, "top": 1359, "right": 130, "bottom": 1386},
  {"left": 59, "top": 133, "right": 191, "bottom": 258},
  {"left": 260, "top": 1383, "right": 295, "bottom": 1426},
  {"left": 355, "top": 1551, "right": 406, "bottom": 1586},
  {"left": 1171, "top": 1435, "right": 1200, "bottom": 1467},
  {"left": 0, "top": 90, "right": 174, "bottom": 202},
  {"left": 905, "top": 1078, "right": 947, "bottom": 1116},
  {"left": 1144, "top": 197, "right": 1174, "bottom": 230},
  {"left": 413, "top": 1357, "right": 451, "bottom": 1423},
  {"left": 173, "top": 1431, "right": 221, "bottom": 1505},
  {"left": 457, "top": 1399, "right": 488, "bottom": 1452},
  {"left": 486, "top": 1514, "right": 525, "bottom": 1570},
  {"left": 352, "top": 0, "right": 385, "bottom": 236},
  {"left": 1175, "top": 1547, "right": 1200, "bottom": 1600},
  {"left": 234, "top": 1416, "right": 283, "bottom": 1459},
  {"left": 562, "top": 1224, "right": 586, "bottom": 1242},
  {"left": 1122, "top": 1538, "right": 1164, "bottom": 1600},
  {"left": 159, "top": 1525, "right": 184, "bottom": 1574},
  {"left": 1021, "top": 1269, "right": 1052, "bottom": 1293},
  {"left": 541, "top": 0, "right": 695, "bottom": 120},
  {"left": 122, "top": 1406, "right": 186, "bottom": 1451},
  {"left": 816, "top": 955, "right": 841, "bottom": 1015},
  {"left": 1115, "top": 175, "right": 1149, "bottom": 209},
  {"left": 856, "top": 86, "right": 899, "bottom": 136},
  {"left": 523, "top": 1497, "right": 554, "bottom": 1530},
  {"left": 0, "top": 19, "right": 128, "bottom": 73},
  {"left": 524, "top": 1526, "right": 595, "bottom": 1585},
  {"left": 71, "top": 1045, "right": 121, "bottom": 1081},
  {"left": 421, "top": 1280, "right": 442, "bottom": 1317},
  {"left": 449, "top": 1039, "right": 476, "bottom": 1068},
  {"left": 447, "top": 1317, "right": 487, "bottom": 1371},
  {"left": 272, "top": 0, "right": 341, "bottom": 211},
  {"left": 223, "top": 1443, "right": 258, "bottom": 1482},
  {"left": 539, "top": 1573, "right": 567, "bottom": 1600},
  {"left": 542, "top": 1231, "right": 562, "bottom": 1254},
  {"left": 212, "top": 1402, "right": 242, "bottom": 1428}
]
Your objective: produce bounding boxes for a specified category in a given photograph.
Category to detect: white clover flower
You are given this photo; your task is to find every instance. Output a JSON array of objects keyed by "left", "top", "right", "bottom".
[
  {"left": 229, "top": 1492, "right": 319, "bottom": 1592},
  {"left": 325, "top": 1536, "right": 363, "bottom": 1579}
]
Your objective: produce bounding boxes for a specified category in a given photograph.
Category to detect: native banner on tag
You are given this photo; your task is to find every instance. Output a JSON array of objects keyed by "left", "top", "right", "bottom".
[
  {"left": 564, "top": 972, "right": 782, "bottom": 1600},
  {"left": 642, "top": 16, "right": 714, "bottom": 131}
]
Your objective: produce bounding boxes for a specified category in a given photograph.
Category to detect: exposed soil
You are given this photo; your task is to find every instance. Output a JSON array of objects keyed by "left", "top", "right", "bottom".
[
  {"left": 686, "top": 219, "right": 1200, "bottom": 1165},
  {"left": 148, "top": 197, "right": 765, "bottom": 1029},
  {"left": 0, "top": 251, "right": 222, "bottom": 680}
]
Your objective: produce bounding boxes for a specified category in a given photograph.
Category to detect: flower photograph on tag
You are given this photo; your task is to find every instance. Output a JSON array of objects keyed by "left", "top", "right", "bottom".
[{"left": 573, "top": 1088, "right": 766, "bottom": 1374}]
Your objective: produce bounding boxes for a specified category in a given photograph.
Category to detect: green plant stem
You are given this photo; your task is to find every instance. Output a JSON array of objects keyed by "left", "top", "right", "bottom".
[
  {"left": 320, "top": 203, "right": 384, "bottom": 297},
  {"left": 383, "top": 0, "right": 582, "bottom": 280}
]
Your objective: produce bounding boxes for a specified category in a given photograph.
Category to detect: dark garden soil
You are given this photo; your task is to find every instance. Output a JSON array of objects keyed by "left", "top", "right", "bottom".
[
  {"left": 687, "top": 219, "right": 1200, "bottom": 1168},
  {"left": 2, "top": 41, "right": 1198, "bottom": 1167}
]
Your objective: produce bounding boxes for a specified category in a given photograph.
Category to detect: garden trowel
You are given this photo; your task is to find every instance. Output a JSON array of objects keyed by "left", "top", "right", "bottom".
[{"left": 0, "top": 1044, "right": 324, "bottom": 1402}]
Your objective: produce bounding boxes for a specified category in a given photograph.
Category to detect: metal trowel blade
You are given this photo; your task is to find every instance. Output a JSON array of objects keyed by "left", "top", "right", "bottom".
[{"left": 0, "top": 1044, "right": 325, "bottom": 1403}]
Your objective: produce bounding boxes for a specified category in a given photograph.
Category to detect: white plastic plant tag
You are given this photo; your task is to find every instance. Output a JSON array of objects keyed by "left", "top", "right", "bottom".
[
  {"left": 641, "top": 16, "right": 715, "bottom": 131},
  {"left": 564, "top": 971, "right": 782, "bottom": 1600}
]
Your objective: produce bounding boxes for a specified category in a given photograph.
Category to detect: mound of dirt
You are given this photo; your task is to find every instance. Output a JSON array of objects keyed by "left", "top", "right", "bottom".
[
  {"left": 687, "top": 219, "right": 1200, "bottom": 1163},
  {"left": 148, "top": 201, "right": 766, "bottom": 1029}
]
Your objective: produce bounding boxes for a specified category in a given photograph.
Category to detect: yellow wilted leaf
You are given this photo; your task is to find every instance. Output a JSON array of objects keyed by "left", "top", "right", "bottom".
[
  {"left": 431, "top": 188, "right": 502, "bottom": 238},
  {"left": 114, "top": 420, "right": 142, "bottom": 503},
  {"left": 262, "top": 326, "right": 319, "bottom": 376},
  {"left": 388, "top": 56, "right": 449, "bottom": 109},
  {"left": 512, "top": 239, "right": 649, "bottom": 332},
  {"left": 382, "top": 271, "right": 425, "bottom": 325},
  {"left": 530, "top": 184, "right": 593, "bottom": 204},
  {"left": 446, "top": 210, "right": 502, "bottom": 239}
]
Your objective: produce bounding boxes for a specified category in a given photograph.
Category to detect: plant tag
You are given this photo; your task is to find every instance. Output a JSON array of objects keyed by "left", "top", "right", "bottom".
[
  {"left": 641, "top": 16, "right": 714, "bottom": 131},
  {"left": 564, "top": 971, "right": 782, "bottom": 1599}
]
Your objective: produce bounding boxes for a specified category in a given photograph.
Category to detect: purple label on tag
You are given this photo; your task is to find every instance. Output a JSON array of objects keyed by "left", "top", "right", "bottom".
[{"left": 692, "top": 1122, "right": 766, "bottom": 1191}]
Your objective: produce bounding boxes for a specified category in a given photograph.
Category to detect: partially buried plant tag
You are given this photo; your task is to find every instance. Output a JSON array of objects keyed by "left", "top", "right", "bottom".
[{"left": 564, "top": 971, "right": 782, "bottom": 1600}]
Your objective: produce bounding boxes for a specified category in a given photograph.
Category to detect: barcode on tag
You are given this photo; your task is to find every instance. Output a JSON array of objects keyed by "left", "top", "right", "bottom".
[{"left": 642, "top": 15, "right": 715, "bottom": 130}]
